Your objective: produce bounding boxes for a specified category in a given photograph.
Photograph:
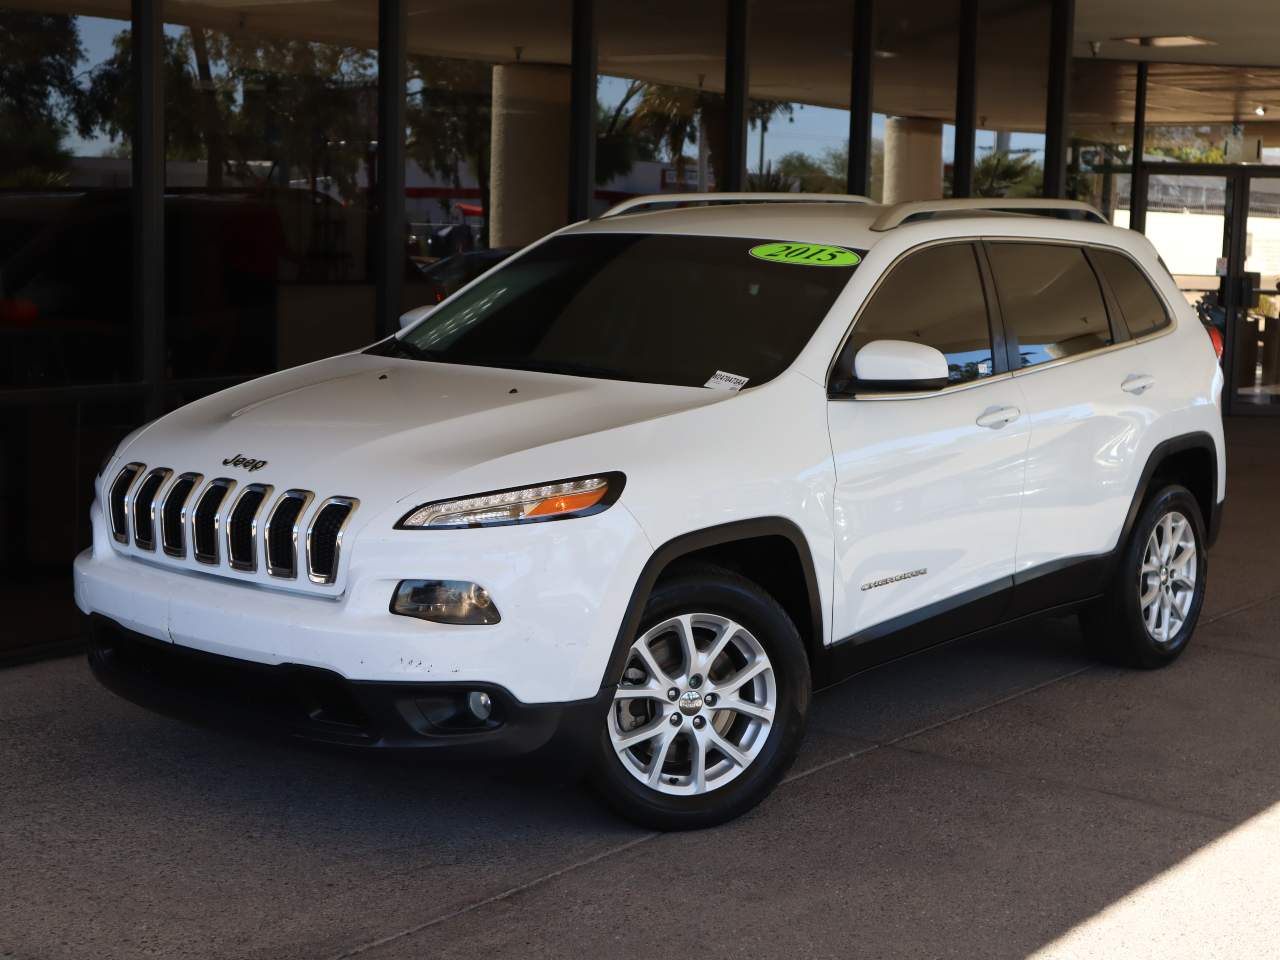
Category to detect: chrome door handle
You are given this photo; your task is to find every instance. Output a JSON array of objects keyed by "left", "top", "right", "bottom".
[
  {"left": 976, "top": 406, "right": 1021, "bottom": 429},
  {"left": 1122, "top": 374, "right": 1156, "bottom": 395}
]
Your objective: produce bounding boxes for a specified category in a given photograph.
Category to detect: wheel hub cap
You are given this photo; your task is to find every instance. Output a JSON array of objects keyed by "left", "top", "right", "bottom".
[
  {"left": 608, "top": 612, "right": 777, "bottom": 797},
  {"left": 1139, "top": 510, "right": 1197, "bottom": 645}
]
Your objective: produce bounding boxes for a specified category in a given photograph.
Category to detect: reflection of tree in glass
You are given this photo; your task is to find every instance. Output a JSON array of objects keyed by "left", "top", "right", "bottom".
[
  {"left": 0, "top": 12, "right": 95, "bottom": 186},
  {"left": 80, "top": 26, "right": 377, "bottom": 202},
  {"left": 407, "top": 57, "right": 492, "bottom": 245},
  {"left": 593, "top": 81, "right": 792, "bottom": 191}
]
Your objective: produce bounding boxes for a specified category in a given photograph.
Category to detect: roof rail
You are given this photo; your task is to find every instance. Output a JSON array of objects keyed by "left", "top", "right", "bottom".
[
  {"left": 599, "top": 192, "right": 873, "bottom": 219},
  {"left": 869, "top": 198, "right": 1107, "bottom": 232}
]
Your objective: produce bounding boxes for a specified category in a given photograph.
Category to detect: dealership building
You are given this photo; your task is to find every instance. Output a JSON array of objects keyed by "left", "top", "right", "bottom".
[{"left": 2, "top": 0, "right": 1278, "bottom": 662}]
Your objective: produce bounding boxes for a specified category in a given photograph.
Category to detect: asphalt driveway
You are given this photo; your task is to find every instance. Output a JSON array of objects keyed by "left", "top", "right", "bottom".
[{"left": 3, "top": 419, "right": 1278, "bottom": 960}]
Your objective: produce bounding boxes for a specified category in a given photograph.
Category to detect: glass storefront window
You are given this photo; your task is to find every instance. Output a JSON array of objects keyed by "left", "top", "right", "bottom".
[
  {"left": 596, "top": 0, "right": 726, "bottom": 207},
  {"left": 1067, "top": 59, "right": 1135, "bottom": 223},
  {"left": 747, "top": 1, "right": 852, "bottom": 194},
  {"left": 873, "top": 0, "right": 957, "bottom": 203},
  {"left": 401, "top": 1, "right": 571, "bottom": 313},
  {"left": 0, "top": 4, "right": 135, "bottom": 388},
  {"left": 161, "top": 2, "right": 380, "bottom": 379},
  {"left": 971, "top": 0, "right": 1050, "bottom": 198}
]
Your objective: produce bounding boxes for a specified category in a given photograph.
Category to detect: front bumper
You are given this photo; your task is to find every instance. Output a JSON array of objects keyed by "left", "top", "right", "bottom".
[{"left": 88, "top": 615, "right": 610, "bottom": 756}]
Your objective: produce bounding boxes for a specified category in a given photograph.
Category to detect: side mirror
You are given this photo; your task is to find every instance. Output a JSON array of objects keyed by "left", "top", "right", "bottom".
[
  {"left": 843, "top": 339, "right": 950, "bottom": 393},
  {"left": 399, "top": 304, "right": 435, "bottom": 330}
]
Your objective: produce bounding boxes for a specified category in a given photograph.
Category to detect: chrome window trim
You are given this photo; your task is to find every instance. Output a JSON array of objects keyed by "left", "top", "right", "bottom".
[
  {"left": 824, "top": 237, "right": 1003, "bottom": 398},
  {"left": 191, "top": 478, "right": 237, "bottom": 566},
  {"left": 132, "top": 467, "right": 173, "bottom": 552},
  {"left": 828, "top": 235, "right": 1184, "bottom": 402},
  {"left": 225, "top": 483, "right": 275, "bottom": 573},
  {"left": 305, "top": 496, "right": 360, "bottom": 585},
  {"left": 852, "top": 371, "right": 1014, "bottom": 402},
  {"left": 160, "top": 472, "right": 203, "bottom": 558},
  {"left": 264, "top": 489, "right": 314, "bottom": 579},
  {"left": 110, "top": 462, "right": 147, "bottom": 545}
]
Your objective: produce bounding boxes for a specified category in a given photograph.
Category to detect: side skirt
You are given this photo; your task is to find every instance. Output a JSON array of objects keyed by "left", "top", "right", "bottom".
[{"left": 812, "top": 552, "right": 1113, "bottom": 690}]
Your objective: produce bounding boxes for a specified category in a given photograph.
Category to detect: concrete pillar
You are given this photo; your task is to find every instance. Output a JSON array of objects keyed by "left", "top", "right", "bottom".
[
  {"left": 883, "top": 117, "right": 943, "bottom": 204},
  {"left": 489, "top": 63, "right": 571, "bottom": 248}
]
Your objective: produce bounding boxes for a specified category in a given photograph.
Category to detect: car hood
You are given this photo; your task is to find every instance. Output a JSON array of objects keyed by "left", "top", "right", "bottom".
[{"left": 118, "top": 352, "right": 726, "bottom": 508}]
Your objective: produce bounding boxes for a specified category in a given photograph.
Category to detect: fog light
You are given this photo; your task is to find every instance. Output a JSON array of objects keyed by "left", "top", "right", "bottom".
[
  {"left": 467, "top": 690, "right": 493, "bottom": 721},
  {"left": 391, "top": 580, "right": 501, "bottom": 625}
]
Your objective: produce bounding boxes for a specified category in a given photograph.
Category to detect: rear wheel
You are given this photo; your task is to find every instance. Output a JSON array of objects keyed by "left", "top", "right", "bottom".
[
  {"left": 591, "top": 565, "right": 809, "bottom": 830},
  {"left": 1080, "top": 484, "right": 1207, "bottom": 668}
]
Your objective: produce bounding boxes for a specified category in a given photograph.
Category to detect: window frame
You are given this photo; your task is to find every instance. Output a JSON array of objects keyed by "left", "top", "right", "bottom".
[
  {"left": 827, "top": 238, "right": 1010, "bottom": 401},
  {"left": 980, "top": 238, "right": 1127, "bottom": 374}
]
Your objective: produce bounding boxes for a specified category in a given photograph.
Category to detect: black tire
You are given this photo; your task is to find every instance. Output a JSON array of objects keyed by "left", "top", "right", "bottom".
[
  {"left": 1080, "top": 483, "right": 1208, "bottom": 669},
  {"left": 590, "top": 563, "right": 810, "bottom": 830}
]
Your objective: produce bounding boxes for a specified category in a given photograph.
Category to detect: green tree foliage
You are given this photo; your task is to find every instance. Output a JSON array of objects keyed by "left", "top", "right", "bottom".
[
  {"left": 972, "top": 150, "right": 1042, "bottom": 197},
  {"left": 406, "top": 57, "right": 492, "bottom": 241},
  {"left": 0, "top": 11, "right": 86, "bottom": 185}
]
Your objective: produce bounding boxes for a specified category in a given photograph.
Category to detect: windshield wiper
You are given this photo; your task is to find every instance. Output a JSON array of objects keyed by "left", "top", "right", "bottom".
[{"left": 369, "top": 336, "right": 434, "bottom": 361}]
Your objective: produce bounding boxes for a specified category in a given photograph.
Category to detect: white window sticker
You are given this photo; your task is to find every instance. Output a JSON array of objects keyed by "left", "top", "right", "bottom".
[{"left": 704, "top": 370, "right": 750, "bottom": 392}]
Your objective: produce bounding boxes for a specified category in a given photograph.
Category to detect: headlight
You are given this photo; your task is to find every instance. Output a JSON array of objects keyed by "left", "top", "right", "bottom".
[{"left": 397, "top": 473, "right": 624, "bottom": 529}]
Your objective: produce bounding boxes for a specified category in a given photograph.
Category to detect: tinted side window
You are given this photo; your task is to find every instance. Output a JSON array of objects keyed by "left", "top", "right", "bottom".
[
  {"left": 988, "top": 243, "right": 1113, "bottom": 368},
  {"left": 1091, "top": 249, "right": 1171, "bottom": 337},
  {"left": 848, "top": 243, "right": 995, "bottom": 384}
]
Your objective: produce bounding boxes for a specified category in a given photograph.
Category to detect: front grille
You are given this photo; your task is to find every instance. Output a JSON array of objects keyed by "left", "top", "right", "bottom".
[
  {"left": 226, "top": 484, "right": 272, "bottom": 571},
  {"left": 106, "top": 463, "right": 356, "bottom": 587},
  {"left": 192, "top": 479, "right": 236, "bottom": 564},
  {"left": 109, "top": 463, "right": 146, "bottom": 543},
  {"left": 265, "top": 490, "right": 313, "bottom": 579},
  {"left": 131, "top": 468, "right": 171, "bottom": 551},
  {"left": 306, "top": 498, "right": 358, "bottom": 584},
  {"left": 161, "top": 473, "right": 202, "bottom": 557}
]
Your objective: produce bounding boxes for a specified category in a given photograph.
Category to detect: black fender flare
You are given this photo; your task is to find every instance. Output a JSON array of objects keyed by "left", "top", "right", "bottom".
[
  {"left": 598, "top": 517, "right": 825, "bottom": 689},
  {"left": 1115, "top": 431, "right": 1221, "bottom": 557}
]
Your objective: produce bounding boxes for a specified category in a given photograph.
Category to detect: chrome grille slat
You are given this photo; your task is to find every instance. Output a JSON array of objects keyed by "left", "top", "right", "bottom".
[
  {"left": 226, "top": 484, "right": 274, "bottom": 572},
  {"left": 306, "top": 497, "right": 359, "bottom": 585},
  {"left": 191, "top": 479, "right": 236, "bottom": 565},
  {"left": 264, "top": 489, "right": 314, "bottom": 579},
  {"left": 109, "top": 463, "right": 146, "bottom": 544},
  {"left": 109, "top": 468, "right": 355, "bottom": 588},
  {"left": 131, "top": 468, "right": 172, "bottom": 551},
  {"left": 160, "top": 473, "right": 202, "bottom": 558}
]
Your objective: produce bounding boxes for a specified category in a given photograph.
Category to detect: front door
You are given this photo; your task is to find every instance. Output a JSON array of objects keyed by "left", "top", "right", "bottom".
[
  {"left": 826, "top": 241, "right": 1029, "bottom": 648},
  {"left": 1141, "top": 166, "right": 1280, "bottom": 415}
]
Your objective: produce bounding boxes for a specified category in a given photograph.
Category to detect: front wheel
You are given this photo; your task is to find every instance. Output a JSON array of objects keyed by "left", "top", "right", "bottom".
[
  {"left": 1080, "top": 483, "right": 1208, "bottom": 668},
  {"left": 590, "top": 565, "right": 810, "bottom": 830}
]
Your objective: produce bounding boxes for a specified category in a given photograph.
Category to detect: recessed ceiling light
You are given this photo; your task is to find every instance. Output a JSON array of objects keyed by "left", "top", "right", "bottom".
[
  {"left": 1256, "top": 106, "right": 1268, "bottom": 117},
  {"left": 1117, "top": 35, "right": 1216, "bottom": 48}
]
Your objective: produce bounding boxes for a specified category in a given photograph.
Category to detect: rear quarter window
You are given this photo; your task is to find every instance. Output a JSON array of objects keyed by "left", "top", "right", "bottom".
[{"left": 1091, "top": 248, "right": 1172, "bottom": 338}]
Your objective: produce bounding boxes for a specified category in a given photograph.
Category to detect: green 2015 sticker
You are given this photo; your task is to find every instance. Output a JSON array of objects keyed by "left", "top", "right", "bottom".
[{"left": 749, "top": 242, "right": 862, "bottom": 267}]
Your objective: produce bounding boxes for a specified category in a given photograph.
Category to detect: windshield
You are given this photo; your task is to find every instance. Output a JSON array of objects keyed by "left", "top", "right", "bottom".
[{"left": 369, "top": 232, "right": 862, "bottom": 389}]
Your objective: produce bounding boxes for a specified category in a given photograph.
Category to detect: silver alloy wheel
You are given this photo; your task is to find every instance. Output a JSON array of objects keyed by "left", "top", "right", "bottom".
[
  {"left": 1139, "top": 510, "right": 1197, "bottom": 645},
  {"left": 609, "top": 613, "right": 777, "bottom": 796}
]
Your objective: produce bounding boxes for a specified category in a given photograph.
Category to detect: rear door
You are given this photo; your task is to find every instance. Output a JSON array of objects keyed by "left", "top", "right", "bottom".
[
  {"left": 827, "top": 241, "right": 1030, "bottom": 648},
  {"left": 985, "top": 240, "right": 1163, "bottom": 611}
]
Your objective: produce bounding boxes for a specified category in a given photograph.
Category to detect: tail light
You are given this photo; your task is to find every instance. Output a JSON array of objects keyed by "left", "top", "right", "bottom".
[{"left": 1205, "top": 324, "right": 1224, "bottom": 360}]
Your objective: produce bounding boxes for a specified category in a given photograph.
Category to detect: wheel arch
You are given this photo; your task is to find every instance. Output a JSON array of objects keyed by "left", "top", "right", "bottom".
[
  {"left": 599, "top": 518, "right": 825, "bottom": 689},
  {"left": 1119, "top": 431, "right": 1221, "bottom": 553}
]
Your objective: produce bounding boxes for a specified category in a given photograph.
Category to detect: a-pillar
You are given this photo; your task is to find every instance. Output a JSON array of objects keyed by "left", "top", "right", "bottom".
[
  {"left": 489, "top": 63, "right": 571, "bottom": 248},
  {"left": 882, "top": 116, "right": 944, "bottom": 203}
]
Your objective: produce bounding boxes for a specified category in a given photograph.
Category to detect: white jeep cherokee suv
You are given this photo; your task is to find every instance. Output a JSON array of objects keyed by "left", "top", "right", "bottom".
[{"left": 77, "top": 195, "right": 1226, "bottom": 829}]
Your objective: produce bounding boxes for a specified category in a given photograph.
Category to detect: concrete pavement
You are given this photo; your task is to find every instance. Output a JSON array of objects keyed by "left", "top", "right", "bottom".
[{"left": 2, "top": 419, "right": 1277, "bottom": 960}]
